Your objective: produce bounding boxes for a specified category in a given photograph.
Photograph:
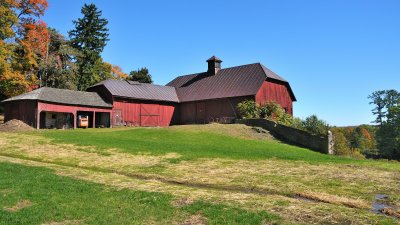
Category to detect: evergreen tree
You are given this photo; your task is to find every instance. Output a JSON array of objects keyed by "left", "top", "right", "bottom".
[
  {"left": 127, "top": 67, "right": 153, "bottom": 83},
  {"left": 69, "top": 3, "right": 109, "bottom": 91},
  {"left": 369, "top": 89, "right": 400, "bottom": 159}
]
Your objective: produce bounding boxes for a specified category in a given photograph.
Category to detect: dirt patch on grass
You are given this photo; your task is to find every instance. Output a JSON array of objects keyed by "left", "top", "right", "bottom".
[
  {"left": 172, "top": 197, "right": 195, "bottom": 207},
  {"left": 0, "top": 188, "right": 13, "bottom": 194},
  {"left": 181, "top": 214, "right": 207, "bottom": 225},
  {"left": 4, "top": 199, "right": 32, "bottom": 212},
  {"left": 296, "top": 192, "right": 370, "bottom": 209},
  {"left": 381, "top": 208, "right": 400, "bottom": 218},
  {"left": 0, "top": 119, "right": 34, "bottom": 132}
]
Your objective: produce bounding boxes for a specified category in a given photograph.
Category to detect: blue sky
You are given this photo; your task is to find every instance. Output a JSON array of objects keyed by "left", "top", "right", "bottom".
[{"left": 42, "top": 0, "right": 400, "bottom": 126}]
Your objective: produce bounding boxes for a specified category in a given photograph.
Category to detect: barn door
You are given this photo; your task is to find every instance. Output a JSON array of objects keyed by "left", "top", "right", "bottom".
[
  {"left": 140, "top": 104, "right": 160, "bottom": 127},
  {"left": 113, "top": 109, "right": 122, "bottom": 126},
  {"left": 196, "top": 102, "right": 206, "bottom": 124}
]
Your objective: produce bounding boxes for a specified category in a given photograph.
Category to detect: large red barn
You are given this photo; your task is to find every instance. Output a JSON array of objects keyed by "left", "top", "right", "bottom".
[
  {"left": 166, "top": 56, "right": 296, "bottom": 124},
  {"left": 2, "top": 56, "right": 296, "bottom": 128}
]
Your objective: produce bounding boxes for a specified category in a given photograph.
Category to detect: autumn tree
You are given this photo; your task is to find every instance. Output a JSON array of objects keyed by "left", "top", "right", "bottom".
[
  {"left": 0, "top": 0, "right": 49, "bottom": 98},
  {"left": 111, "top": 65, "right": 128, "bottom": 80},
  {"left": 69, "top": 3, "right": 109, "bottom": 91},
  {"left": 0, "top": 0, "right": 18, "bottom": 40},
  {"left": 93, "top": 62, "right": 128, "bottom": 81},
  {"left": 127, "top": 67, "right": 153, "bottom": 83}
]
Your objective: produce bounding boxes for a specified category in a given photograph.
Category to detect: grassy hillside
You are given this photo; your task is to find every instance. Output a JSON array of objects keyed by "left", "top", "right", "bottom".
[
  {"left": 38, "top": 124, "right": 394, "bottom": 166},
  {"left": 0, "top": 124, "right": 399, "bottom": 224}
]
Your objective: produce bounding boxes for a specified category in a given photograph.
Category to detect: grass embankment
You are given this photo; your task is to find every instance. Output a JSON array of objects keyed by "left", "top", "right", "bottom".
[
  {"left": 38, "top": 124, "right": 386, "bottom": 165},
  {"left": 0, "top": 124, "right": 399, "bottom": 224}
]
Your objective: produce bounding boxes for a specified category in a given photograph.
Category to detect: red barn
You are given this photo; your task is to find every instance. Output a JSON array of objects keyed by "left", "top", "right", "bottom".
[
  {"left": 2, "top": 56, "right": 296, "bottom": 128},
  {"left": 167, "top": 56, "right": 296, "bottom": 124}
]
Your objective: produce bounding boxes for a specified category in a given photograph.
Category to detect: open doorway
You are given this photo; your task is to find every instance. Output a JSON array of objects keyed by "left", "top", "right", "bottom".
[
  {"left": 95, "top": 112, "right": 110, "bottom": 128},
  {"left": 77, "top": 111, "right": 94, "bottom": 128},
  {"left": 40, "top": 111, "right": 74, "bottom": 129}
]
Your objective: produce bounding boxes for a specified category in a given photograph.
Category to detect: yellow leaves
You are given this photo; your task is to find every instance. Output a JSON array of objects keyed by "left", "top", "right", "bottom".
[
  {"left": 0, "top": 69, "right": 31, "bottom": 97},
  {"left": 0, "top": 3, "right": 18, "bottom": 39},
  {"left": 0, "top": 40, "right": 34, "bottom": 97}
]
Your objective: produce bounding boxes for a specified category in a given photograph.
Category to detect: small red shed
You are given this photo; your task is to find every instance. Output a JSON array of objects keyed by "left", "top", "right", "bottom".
[{"left": 3, "top": 87, "right": 112, "bottom": 129}]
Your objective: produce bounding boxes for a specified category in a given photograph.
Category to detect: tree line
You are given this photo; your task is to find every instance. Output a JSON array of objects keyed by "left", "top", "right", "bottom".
[{"left": 0, "top": 0, "right": 153, "bottom": 101}]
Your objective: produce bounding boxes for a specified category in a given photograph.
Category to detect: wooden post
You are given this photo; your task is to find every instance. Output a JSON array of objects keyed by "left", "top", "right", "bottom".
[
  {"left": 93, "top": 111, "right": 96, "bottom": 128},
  {"left": 37, "top": 110, "right": 41, "bottom": 129},
  {"left": 73, "top": 112, "right": 77, "bottom": 129}
]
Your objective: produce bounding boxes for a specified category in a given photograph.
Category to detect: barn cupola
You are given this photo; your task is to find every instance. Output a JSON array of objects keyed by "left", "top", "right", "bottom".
[{"left": 207, "top": 56, "right": 222, "bottom": 75}]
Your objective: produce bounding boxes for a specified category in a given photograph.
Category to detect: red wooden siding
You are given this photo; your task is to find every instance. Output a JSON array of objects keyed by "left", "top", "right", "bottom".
[
  {"left": 38, "top": 102, "right": 111, "bottom": 114},
  {"left": 178, "top": 96, "right": 251, "bottom": 124},
  {"left": 4, "top": 100, "right": 37, "bottom": 127},
  {"left": 113, "top": 99, "right": 175, "bottom": 127},
  {"left": 255, "top": 80, "right": 293, "bottom": 115}
]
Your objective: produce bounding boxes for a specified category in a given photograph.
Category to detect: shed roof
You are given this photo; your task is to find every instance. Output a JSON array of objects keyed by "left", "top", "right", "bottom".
[
  {"left": 167, "top": 63, "right": 296, "bottom": 102},
  {"left": 90, "top": 80, "right": 180, "bottom": 103},
  {"left": 2, "top": 87, "right": 112, "bottom": 108}
]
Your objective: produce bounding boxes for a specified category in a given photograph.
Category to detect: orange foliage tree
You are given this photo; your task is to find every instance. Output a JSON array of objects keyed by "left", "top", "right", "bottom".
[
  {"left": 21, "top": 20, "right": 49, "bottom": 59},
  {"left": 0, "top": 0, "right": 49, "bottom": 98},
  {"left": 11, "top": 0, "right": 48, "bottom": 19}
]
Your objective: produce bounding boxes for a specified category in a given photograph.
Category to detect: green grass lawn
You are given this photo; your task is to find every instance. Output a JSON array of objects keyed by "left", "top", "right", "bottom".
[{"left": 0, "top": 162, "right": 278, "bottom": 225}]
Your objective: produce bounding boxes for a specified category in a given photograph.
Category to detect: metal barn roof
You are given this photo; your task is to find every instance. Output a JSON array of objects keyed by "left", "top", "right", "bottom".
[
  {"left": 90, "top": 80, "right": 180, "bottom": 103},
  {"left": 2, "top": 87, "right": 112, "bottom": 108},
  {"left": 167, "top": 63, "right": 296, "bottom": 102}
]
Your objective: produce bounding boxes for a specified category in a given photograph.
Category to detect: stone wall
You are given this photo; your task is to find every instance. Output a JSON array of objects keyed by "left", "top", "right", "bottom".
[{"left": 236, "top": 119, "right": 334, "bottom": 154}]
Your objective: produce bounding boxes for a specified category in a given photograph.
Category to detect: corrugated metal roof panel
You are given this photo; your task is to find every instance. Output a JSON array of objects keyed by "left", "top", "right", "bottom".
[
  {"left": 167, "top": 63, "right": 295, "bottom": 102},
  {"left": 2, "top": 87, "right": 112, "bottom": 108},
  {"left": 91, "top": 80, "right": 180, "bottom": 103}
]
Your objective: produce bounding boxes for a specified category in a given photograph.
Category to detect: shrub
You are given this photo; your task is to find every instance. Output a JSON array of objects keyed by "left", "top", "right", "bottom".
[
  {"left": 260, "top": 102, "right": 283, "bottom": 119},
  {"left": 237, "top": 100, "right": 260, "bottom": 119}
]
